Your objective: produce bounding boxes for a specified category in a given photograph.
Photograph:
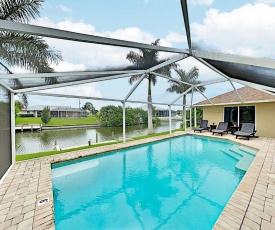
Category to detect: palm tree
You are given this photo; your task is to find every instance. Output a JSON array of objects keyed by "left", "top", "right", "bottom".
[
  {"left": 166, "top": 67, "right": 205, "bottom": 125},
  {"left": 0, "top": 0, "right": 62, "bottom": 107},
  {"left": 126, "top": 39, "right": 177, "bottom": 134}
]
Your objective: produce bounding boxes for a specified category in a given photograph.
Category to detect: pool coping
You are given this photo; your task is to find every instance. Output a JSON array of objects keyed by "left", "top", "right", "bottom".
[{"left": 0, "top": 131, "right": 274, "bottom": 229}]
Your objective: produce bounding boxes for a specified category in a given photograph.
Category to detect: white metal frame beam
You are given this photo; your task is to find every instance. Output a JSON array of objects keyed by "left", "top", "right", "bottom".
[
  {"left": 26, "top": 91, "right": 183, "bottom": 107},
  {"left": 0, "top": 20, "right": 188, "bottom": 54},
  {"left": 196, "top": 57, "right": 243, "bottom": 103},
  {"left": 0, "top": 70, "right": 143, "bottom": 79},
  {"left": 148, "top": 54, "right": 188, "bottom": 72},
  {"left": 180, "top": 0, "right": 192, "bottom": 53},
  {"left": 124, "top": 74, "right": 146, "bottom": 102},
  {"left": 13, "top": 71, "right": 144, "bottom": 93},
  {"left": 151, "top": 72, "right": 192, "bottom": 86},
  {"left": 170, "top": 87, "right": 193, "bottom": 105},
  {"left": 194, "top": 85, "right": 214, "bottom": 105},
  {"left": 195, "top": 78, "right": 228, "bottom": 87},
  {"left": 0, "top": 81, "right": 15, "bottom": 93}
]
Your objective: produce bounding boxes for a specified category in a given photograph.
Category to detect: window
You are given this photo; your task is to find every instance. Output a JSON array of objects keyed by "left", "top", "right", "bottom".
[{"left": 240, "top": 106, "right": 255, "bottom": 124}]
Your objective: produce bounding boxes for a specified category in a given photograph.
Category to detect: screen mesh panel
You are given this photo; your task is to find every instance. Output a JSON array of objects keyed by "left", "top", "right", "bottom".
[
  {"left": 0, "top": 86, "right": 11, "bottom": 179},
  {"left": 203, "top": 59, "right": 275, "bottom": 90}
]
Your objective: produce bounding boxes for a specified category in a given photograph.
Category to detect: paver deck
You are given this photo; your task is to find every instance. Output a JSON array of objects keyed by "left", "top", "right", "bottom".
[{"left": 0, "top": 131, "right": 274, "bottom": 229}]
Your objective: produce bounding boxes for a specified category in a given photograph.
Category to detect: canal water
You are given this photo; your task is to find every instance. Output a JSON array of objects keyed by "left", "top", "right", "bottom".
[{"left": 16, "top": 121, "right": 182, "bottom": 155}]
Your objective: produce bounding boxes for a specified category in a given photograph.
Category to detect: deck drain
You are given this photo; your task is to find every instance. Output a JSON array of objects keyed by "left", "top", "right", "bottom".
[{"left": 38, "top": 197, "right": 49, "bottom": 206}]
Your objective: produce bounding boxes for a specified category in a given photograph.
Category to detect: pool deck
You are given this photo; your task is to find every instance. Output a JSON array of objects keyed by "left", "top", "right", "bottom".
[{"left": 0, "top": 131, "right": 275, "bottom": 230}]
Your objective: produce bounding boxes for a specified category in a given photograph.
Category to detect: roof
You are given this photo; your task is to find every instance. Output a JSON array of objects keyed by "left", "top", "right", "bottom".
[
  {"left": 195, "top": 86, "right": 275, "bottom": 106},
  {"left": 25, "top": 105, "right": 84, "bottom": 112},
  {"left": 140, "top": 105, "right": 168, "bottom": 111}
]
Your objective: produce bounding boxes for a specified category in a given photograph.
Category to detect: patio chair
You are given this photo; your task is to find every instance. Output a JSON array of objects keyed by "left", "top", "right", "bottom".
[
  {"left": 212, "top": 122, "right": 229, "bottom": 136},
  {"left": 194, "top": 120, "right": 209, "bottom": 133},
  {"left": 235, "top": 123, "right": 256, "bottom": 140}
]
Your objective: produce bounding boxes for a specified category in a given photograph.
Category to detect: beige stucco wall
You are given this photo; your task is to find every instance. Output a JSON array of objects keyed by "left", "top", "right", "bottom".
[{"left": 202, "top": 101, "right": 275, "bottom": 137}]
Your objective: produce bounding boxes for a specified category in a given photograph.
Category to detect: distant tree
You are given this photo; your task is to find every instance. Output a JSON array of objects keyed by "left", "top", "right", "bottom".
[
  {"left": 15, "top": 100, "right": 24, "bottom": 110},
  {"left": 82, "top": 102, "right": 97, "bottom": 115},
  {"left": 98, "top": 105, "right": 148, "bottom": 127},
  {"left": 41, "top": 106, "right": 51, "bottom": 124},
  {"left": 167, "top": 67, "right": 205, "bottom": 124}
]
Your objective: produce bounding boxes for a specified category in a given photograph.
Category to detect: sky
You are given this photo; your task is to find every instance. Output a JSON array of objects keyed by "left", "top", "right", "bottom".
[{"left": 9, "top": 0, "right": 275, "bottom": 109}]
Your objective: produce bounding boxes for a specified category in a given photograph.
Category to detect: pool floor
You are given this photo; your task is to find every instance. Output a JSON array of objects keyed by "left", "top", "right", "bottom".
[{"left": 52, "top": 135, "right": 252, "bottom": 230}]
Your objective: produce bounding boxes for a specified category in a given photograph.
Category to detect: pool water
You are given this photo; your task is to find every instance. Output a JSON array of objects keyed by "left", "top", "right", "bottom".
[{"left": 52, "top": 135, "right": 253, "bottom": 230}]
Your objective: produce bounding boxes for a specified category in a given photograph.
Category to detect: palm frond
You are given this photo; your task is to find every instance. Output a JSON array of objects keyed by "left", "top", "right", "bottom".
[
  {"left": 167, "top": 66, "right": 205, "bottom": 95},
  {"left": 0, "top": 32, "right": 62, "bottom": 73},
  {"left": 126, "top": 51, "right": 143, "bottom": 68},
  {"left": 129, "top": 74, "right": 143, "bottom": 85},
  {"left": 0, "top": 0, "right": 43, "bottom": 23}
]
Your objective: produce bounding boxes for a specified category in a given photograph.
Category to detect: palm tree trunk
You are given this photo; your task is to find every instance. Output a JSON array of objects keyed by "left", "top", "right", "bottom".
[
  {"left": 147, "top": 77, "right": 154, "bottom": 134},
  {"left": 182, "top": 95, "right": 186, "bottom": 128}
]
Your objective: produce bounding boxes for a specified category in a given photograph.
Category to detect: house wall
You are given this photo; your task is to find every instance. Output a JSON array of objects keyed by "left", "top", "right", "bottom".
[{"left": 202, "top": 102, "right": 275, "bottom": 137}]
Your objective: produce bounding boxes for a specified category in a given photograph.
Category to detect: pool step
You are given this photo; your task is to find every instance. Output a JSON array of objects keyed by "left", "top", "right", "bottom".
[
  {"left": 221, "top": 150, "right": 242, "bottom": 160},
  {"left": 230, "top": 145, "right": 256, "bottom": 156},
  {"left": 235, "top": 155, "right": 255, "bottom": 172},
  {"left": 221, "top": 146, "right": 256, "bottom": 172}
]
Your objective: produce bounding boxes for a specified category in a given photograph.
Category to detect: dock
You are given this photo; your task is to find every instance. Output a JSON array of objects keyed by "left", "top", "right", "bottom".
[{"left": 15, "top": 124, "right": 42, "bottom": 132}]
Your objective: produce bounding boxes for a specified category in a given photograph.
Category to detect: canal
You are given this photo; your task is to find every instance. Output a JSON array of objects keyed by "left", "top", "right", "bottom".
[{"left": 16, "top": 121, "right": 182, "bottom": 155}]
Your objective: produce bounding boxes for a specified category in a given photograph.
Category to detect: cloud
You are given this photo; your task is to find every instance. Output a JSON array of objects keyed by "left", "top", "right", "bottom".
[
  {"left": 191, "top": 3, "right": 275, "bottom": 58},
  {"left": 58, "top": 5, "right": 72, "bottom": 13},
  {"left": 165, "top": 32, "right": 186, "bottom": 43},
  {"left": 42, "top": 83, "right": 102, "bottom": 98},
  {"left": 255, "top": 0, "right": 275, "bottom": 5},
  {"left": 30, "top": 17, "right": 182, "bottom": 71},
  {"left": 52, "top": 61, "right": 86, "bottom": 72},
  {"left": 190, "top": 0, "right": 214, "bottom": 6}
]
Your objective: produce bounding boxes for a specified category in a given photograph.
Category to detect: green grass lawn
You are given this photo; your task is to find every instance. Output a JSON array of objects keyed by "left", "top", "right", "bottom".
[
  {"left": 16, "top": 128, "right": 185, "bottom": 161},
  {"left": 15, "top": 116, "right": 99, "bottom": 126}
]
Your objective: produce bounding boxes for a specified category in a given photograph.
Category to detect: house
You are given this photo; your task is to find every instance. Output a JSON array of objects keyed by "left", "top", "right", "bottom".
[
  {"left": 195, "top": 86, "right": 275, "bottom": 137},
  {"left": 140, "top": 105, "right": 176, "bottom": 117},
  {"left": 20, "top": 105, "right": 87, "bottom": 118}
]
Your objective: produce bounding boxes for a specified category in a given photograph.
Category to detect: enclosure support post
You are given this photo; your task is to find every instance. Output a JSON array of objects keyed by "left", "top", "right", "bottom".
[
  {"left": 184, "top": 106, "right": 187, "bottom": 131},
  {"left": 169, "top": 105, "right": 172, "bottom": 134},
  {"left": 190, "top": 107, "right": 192, "bottom": 130},
  {"left": 10, "top": 92, "right": 15, "bottom": 164},
  {"left": 194, "top": 107, "right": 197, "bottom": 128},
  {"left": 122, "top": 102, "right": 126, "bottom": 144}
]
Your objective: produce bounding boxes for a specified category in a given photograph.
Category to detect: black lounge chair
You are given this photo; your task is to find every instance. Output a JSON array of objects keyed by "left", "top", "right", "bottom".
[
  {"left": 194, "top": 120, "right": 209, "bottom": 133},
  {"left": 235, "top": 123, "right": 256, "bottom": 140},
  {"left": 212, "top": 122, "right": 229, "bottom": 136}
]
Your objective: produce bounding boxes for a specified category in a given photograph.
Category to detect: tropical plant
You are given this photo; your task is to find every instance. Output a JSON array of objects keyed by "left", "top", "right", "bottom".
[
  {"left": 126, "top": 39, "right": 177, "bottom": 134},
  {"left": 0, "top": 0, "right": 62, "bottom": 107},
  {"left": 41, "top": 106, "right": 51, "bottom": 124},
  {"left": 167, "top": 67, "right": 205, "bottom": 124},
  {"left": 98, "top": 105, "right": 148, "bottom": 127}
]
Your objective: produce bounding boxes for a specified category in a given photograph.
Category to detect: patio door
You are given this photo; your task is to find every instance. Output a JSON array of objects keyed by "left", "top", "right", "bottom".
[
  {"left": 224, "top": 107, "right": 238, "bottom": 127},
  {"left": 224, "top": 106, "right": 256, "bottom": 128}
]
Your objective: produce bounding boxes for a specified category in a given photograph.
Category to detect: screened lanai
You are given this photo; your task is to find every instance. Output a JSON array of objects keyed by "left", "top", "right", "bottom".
[{"left": 1, "top": 0, "right": 275, "bottom": 180}]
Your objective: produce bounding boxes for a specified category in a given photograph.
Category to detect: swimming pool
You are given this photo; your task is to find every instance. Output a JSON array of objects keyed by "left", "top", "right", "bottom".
[{"left": 51, "top": 135, "right": 256, "bottom": 230}]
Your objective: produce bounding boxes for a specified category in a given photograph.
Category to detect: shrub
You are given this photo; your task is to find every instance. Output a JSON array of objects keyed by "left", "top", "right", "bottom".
[
  {"left": 41, "top": 106, "right": 51, "bottom": 124},
  {"left": 19, "top": 114, "right": 34, "bottom": 117},
  {"left": 98, "top": 105, "right": 148, "bottom": 127}
]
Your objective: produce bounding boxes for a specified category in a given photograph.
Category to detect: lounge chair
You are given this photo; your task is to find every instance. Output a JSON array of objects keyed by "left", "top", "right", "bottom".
[
  {"left": 235, "top": 123, "right": 256, "bottom": 140},
  {"left": 212, "top": 122, "right": 229, "bottom": 136},
  {"left": 194, "top": 120, "right": 209, "bottom": 133}
]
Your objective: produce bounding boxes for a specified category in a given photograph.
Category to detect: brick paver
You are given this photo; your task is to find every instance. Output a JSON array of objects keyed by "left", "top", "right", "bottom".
[{"left": 0, "top": 131, "right": 274, "bottom": 229}]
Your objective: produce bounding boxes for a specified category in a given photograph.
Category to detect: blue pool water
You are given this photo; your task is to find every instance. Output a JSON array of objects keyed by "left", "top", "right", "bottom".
[{"left": 52, "top": 135, "right": 255, "bottom": 230}]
